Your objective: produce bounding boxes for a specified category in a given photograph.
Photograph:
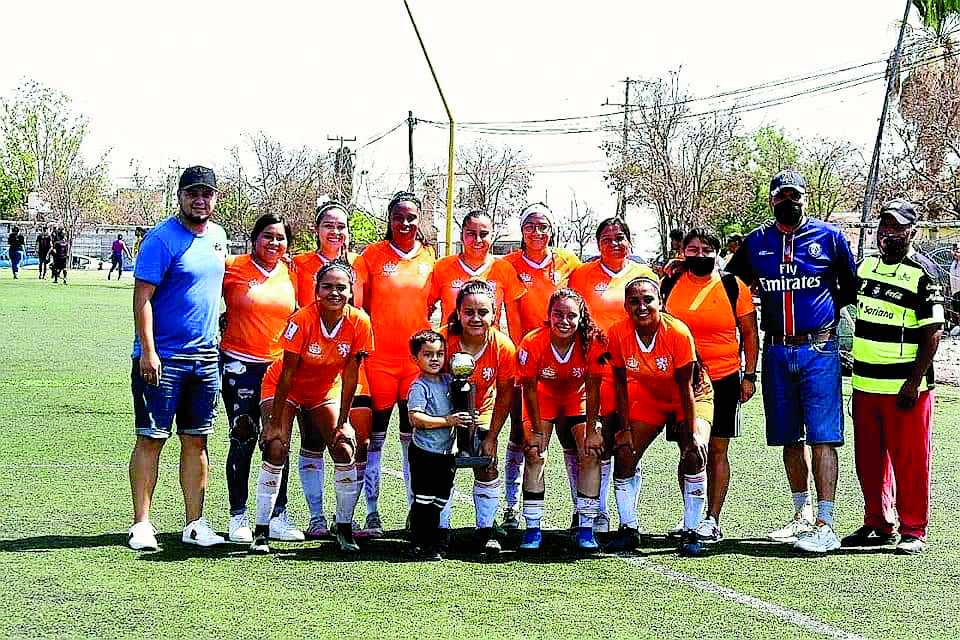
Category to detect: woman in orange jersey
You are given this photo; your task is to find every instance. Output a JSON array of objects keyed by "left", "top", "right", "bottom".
[
  {"left": 500, "top": 202, "right": 582, "bottom": 530},
  {"left": 252, "top": 261, "right": 373, "bottom": 554},
  {"left": 219, "top": 214, "right": 297, "bottom": 545},
  {"left": 605, "top": 277, "right": 714, "bottom": 557},
  {"left": 567, "top": 217, "right": 655, "bottom": 532},
  {"left": 353, "top": 192, "right": 435, "bottom": 533},
  {"left": 437, "top": 280, "right": 516, "bottom": 553},
  {"left": 427, "top": 210, "right": 525, "bottom": 331},
  {"left": 292, "top": 200, "right": 373, "bottom": 539},
  {"left": 661, "top": 229, "right": 758, "bottom": 550},
  {"left": 516, "top": 288, "right": 606, "bottom": 551}
]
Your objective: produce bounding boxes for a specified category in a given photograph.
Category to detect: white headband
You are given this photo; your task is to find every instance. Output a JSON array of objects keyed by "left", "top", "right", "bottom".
[{"left": 519, "top": 203, "right": 554, "bottom": 229}]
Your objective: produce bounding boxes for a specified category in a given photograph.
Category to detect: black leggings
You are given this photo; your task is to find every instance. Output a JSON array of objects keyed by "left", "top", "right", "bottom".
[{"left": 408, "top": 443, "right": 455, "bottom": 550}]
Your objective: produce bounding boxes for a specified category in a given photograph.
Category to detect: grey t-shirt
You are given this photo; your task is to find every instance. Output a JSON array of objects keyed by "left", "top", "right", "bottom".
[{"left": 407, "top": 373, "right": 456, "bottom": 455}]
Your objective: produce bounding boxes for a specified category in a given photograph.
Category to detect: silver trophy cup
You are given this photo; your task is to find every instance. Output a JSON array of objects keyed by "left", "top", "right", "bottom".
[{"left": 449, "top": 352, "right": 493, "bottom": 468}]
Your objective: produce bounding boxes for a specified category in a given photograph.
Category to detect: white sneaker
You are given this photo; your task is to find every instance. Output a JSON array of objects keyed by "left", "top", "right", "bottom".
[
  {"left": 361, "top": 511, "right": 384, "bottom": 538},
  {"left": 182, "top": 518, "right": 225, "bottom": 547},
  {"left": 793, "top": 522, "right": 840, "bottom": 553},
  {"left": 593, "top": 512, "right": 611, "bottom": 533},
  {"left": 694, "top": 516, "right": 723, "bottom": 543},
  {"left": 769, "top": 514, "right": 815, "bottom": 543},
  {"left": 228, "top": 513, "right": 253, "bottom": 543},
  {"left": 666, "top": 519, "right": 685, "bottom": 539},
  {"left": 128, "top": 521, "right": 158, "bottom": 551},
  {"left": 305, "top": 514, "right": 329, "bottom": 538},
  {"left": 269, "top": 512, "right": 305, "bottom": 541}
]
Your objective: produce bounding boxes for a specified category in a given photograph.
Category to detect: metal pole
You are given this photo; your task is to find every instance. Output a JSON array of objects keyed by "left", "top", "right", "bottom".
[
  {"left": 858, "top": 0, "right": 912, "bottom": 259},
  {"left": 402, "top": 0, "right": 456, "bottom": 256},
  {"left": 408, "top": 111, "right": 416, "bottom": 193}
]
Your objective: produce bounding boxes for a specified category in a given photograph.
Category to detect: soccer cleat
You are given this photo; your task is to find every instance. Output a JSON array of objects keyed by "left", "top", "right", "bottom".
[
  {"left": 576, "top": 527, "right": 599, "bottom": 550},
  {"left": 679, "top": 530, "right": 705, "bottom": 557},
  {"left": 666, "top": 519, "right": 685, "bottom": 539},
  {"left": 593, "top": 512, "right": 611, "bottom": 534},
  {"left": 476, "top": 527, "right": 501, "bottom": 554},
  {"left": 228, "top": 513, "right": 254, "bottom": 544},
  {"left": 334, "top": 522, "right": 360, "bottom": 553},
  {"left": 361, "top": 511, "right": 384, "bottom": 538},
  {"left": 605, "top": 526, "right": 641, "bottom": 551},
  {"left": 769, "top": 514, "right": 815, "bottom": 543},
  {"left": 841, "top": 525, "right": 896, "bottom": 548},
  {"left": 409, "top": 545, "right": 443, "bottom": 562},
  {"left": 519, "top": 528, "right": 543, "bottom": 550},
  {"left": 793, "top": 522, "right": 841, "bottom": 553},
  {"left": 268, "top": 512, "right": 305, "bottom": 542},
  {"left": 182, "top": 518, "right": 225, "bottom": 547},
  {"left": 501, "top": 507, "right": 520, "bottom": 530},
  {"left": 894, "top": 535, "right": 926, "bottom": 555},
  {"left": 249, "top": 531, "right": 270, "bottom": 555},
  {"left": 128, "top": 521, "right": 158, "bottom": 551},
  {"left": 694, "top": 516, "right": 723, "bottom": 544},
  {"left": 305, "top": 515, "right": 330, "bottom": 539}
]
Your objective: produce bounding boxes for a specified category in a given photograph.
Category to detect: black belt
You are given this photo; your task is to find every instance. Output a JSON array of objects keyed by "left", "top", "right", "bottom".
[{"left": 765, "top": 329, "right": 835, "bottom": 346}]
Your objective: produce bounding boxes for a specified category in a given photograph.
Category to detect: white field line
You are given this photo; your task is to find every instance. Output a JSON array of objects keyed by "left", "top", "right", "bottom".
[{"left": 382, "top": 467, "right": 870, "bottom": 640}]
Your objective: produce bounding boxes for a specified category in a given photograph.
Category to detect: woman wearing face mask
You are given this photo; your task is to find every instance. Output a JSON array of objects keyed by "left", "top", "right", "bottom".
[
  {"left": 606, "top": 277, "right": 714, "bottom": 556},
  {"left": 659, "top": 229, "right": 759, "bottom": 552},
  {"left": 501, "top": 203, "right": 582, "bottom": 529},
  {"left": 291, "top": 201, "right": 373, "bottom": 540},
  {"left": 568, "top": 218, "right": 655, "bottom": 532},
  {"left": 353, "top": 192, "right": 436, "bottom": 536}
]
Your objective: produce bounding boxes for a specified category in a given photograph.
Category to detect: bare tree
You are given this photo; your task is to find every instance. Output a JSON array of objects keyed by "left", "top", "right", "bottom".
[
  {"left": 802, "top": 136, "right": 867, "bottom": 221},
  {"left": 455, "top": 141, "right": 532, "bottom": 244},
  {"left": 556, "top": 194, "right": 598, "bottom": 259}
]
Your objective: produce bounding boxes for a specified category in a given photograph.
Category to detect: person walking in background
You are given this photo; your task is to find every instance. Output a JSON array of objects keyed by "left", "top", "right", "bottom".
[
  {"left": 843, "top": 200, "right": 943, "bottom": 555},
  {"left": 36, "top": 227, "right": 52, "bottom": 280},
  {"left": 7, "top": 226, "right": 25, "bottom": 279},
  {"left": 50, "top": 230, "right": 69, "bottom": 284},
  {"left": 108, "top": 234, "right": 133, "bottom": 280}
]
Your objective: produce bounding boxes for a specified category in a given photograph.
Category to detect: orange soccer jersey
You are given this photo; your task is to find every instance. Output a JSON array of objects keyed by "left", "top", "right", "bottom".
[
  {"left": 427, "top": 255, "right": 525, "bottom": 329},
  {"left": 503, "top": 248, "right": 582, "bottom": 338},
  {"left": 220, "top": 255, "right": 297, "bottom": 362},
  {"left": 440, "top": 326, "right": 517, "bottom": 418},
  {"left": 291, "top": 251, "right": 364, "bottom": 309},
  {"left": 663, "top": 272, "right": 754, "bottom": 380},
  {"left": 355, "top": 241, "right": 435, "bottom": 362},
  {"left": 517, "top": 327, "right": 605, "bottom": 401},
  {"left": 567, "top": 260, "right": 656, "bottom": 334}
]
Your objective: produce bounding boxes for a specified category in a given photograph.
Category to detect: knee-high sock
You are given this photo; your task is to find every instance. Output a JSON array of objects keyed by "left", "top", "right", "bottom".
[
  {"left": 365, "top": 431, "right": 386, "bottom": 514},
  {"left": 474, "top": 479, "right": 501, "bottom": 529},
  {"left": 504, "top": 441, "right": 524, "bottom": 510},
  {"left": 255, "top": 461, "right": 284, "bottom": 527},
  {"left": 577, "top": 493, "right": 600, "bottom": 529},
  {"left": 400, "top": 433, "right": 414, "bottom": 508},
  {"left": 599, "top": 457, "right": 612, "bottom": 515},
  {"left": 334, "top": 463, "right": 362, "bottom": 525},
  {"left": 615, "top": 474, "right": 639, "bottom": 530},
  {"left": 564, "top": 449, "right": 579, "bottom": 512},
  {"left": 683, "top": 472, "right": 707, "bottom": 530},
  {"left": 299, "top": 448, "right": 325, "bottom": 520},
  {"left": 522, "top": 491, "right": 545, "bottom": 529}
]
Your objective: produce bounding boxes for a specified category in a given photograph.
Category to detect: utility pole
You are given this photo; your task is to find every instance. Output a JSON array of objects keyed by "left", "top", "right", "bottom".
[
  {"left": 604, "top": 78, "right": 633, "bottom": 218},
  {"left": 327, "top": 135, "right": 356, "bottom": 203},
  {"left": 408, "top": 111, "right": 416, "bottom": 192}
]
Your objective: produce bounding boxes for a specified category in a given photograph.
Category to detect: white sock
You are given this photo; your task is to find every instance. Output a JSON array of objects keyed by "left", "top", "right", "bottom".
[
  {"left": 563, "top": 449, "right": 579, "bottom": 511},
  {"left": 615, "top": 476, "right": 638, "bottom": 530},
  {"left": 298, "top": 448, "right": 325, "bottom": 520},
  {"left": 599, "top": 457, "right": 612, "bottom": 515},
  {"left": 255, "top": 461, "right": 284, "bottom": 527},
  {"left": 440, "top": 486, "right": 453, "bottom": 529},
  {"left": 334, "top": 463, "right": 361, "bottom": 525},
  {"left": 793, "top": 491, "right": 813, "bottom": 520},
  {"left": 400, "top": 433, "right": 413, "bottom": 508},
  {"left": 817, "top": 500, "right": 835, "bottom": 526},
  {"left": 365, "top": 432, "right": 386, "bottom": 514},
  {"left": 682, "top": 472, "right": 707, "bottom": 531},
  {"left": 474, "top": 479, "right": 501, "bottom": 529},
  {"left": 577, "top": 494, "right": 600, "bottom": 529},
  {"left": 522, "top": 497, "right": 544, "bottom": 529},
  {"left": 504, "top": 441, "right": 524, "bottom": 510}
]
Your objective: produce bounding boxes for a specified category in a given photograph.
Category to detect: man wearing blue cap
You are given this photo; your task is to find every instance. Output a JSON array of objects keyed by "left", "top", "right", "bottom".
[
  {"left": 127, "top": 166, "right": 229, "bottom": 551},
  {"left": 726, "top": 169, "right": 857, "bottom": 553}
]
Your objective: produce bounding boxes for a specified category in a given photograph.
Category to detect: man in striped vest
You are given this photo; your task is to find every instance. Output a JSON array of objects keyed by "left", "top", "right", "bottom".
[{"left": 844, "top": 199, "right": 943, "bottom": 555}]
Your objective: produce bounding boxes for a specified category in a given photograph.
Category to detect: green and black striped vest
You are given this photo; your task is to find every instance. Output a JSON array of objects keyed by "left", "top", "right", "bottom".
[{"left": 852, "top": 252, "right": 943, "bottom": 394}]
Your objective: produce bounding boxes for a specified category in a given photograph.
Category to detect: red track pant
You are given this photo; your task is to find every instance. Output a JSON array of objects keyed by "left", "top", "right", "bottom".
[{"left": 851, "top": 389, "right": 933, "bottom": 539}]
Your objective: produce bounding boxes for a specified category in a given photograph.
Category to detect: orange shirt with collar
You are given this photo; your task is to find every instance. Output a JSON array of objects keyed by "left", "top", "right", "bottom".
[
  {"left": 503, "top": 248, "right": 582, "bottom": 338},
  {"left": 428, "top": 255, "right": 526, "bottom": 329}
]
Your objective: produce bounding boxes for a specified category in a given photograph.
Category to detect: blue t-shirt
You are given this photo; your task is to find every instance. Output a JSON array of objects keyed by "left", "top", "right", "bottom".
[
  {"left": 407, "top": 373, "right": 456, "bottom": 455},
  {"left": 133, "top": 217, "right": 227, "bottom": 360},
  {"left": 726, "top": 217, "right": 856, "bottom": 336}
]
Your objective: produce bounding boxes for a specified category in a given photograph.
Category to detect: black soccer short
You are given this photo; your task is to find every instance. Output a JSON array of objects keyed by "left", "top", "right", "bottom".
[{"left": 709, "top": 371, "right": 742, "bottom": 439}]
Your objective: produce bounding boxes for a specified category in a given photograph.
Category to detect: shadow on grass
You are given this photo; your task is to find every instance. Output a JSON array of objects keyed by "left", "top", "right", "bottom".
[{"left": 0, "top": 533, "right": 130, "bottom": 552}]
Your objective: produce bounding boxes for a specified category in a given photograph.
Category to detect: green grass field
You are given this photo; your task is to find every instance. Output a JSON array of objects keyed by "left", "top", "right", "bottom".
[{"left": 1, "top": 270, "right": 958, "bottom": 640}]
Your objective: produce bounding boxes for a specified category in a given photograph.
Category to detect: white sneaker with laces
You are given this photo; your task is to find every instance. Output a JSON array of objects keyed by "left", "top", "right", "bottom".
[
  {"left": 593, "top": 512, "right": 611, "bottom": 534},
  {"left": 128, "top": 521, "right": 158, "bottom": 551},
  {"left": 793, "top": 522, "right": 840, "bottom": 553},
  {"left": 182, "top": 518, "right": 225, "bottom": 547},
  {"left": 694, "top": 516, "right": 723, "bottom": 543},
  {"left": 769, "top": 514, "right": 815, "bottom": 543},
  {"left": 228, "top": 513, "right": 253, "bottom": 543},
  {"left": 269, "top": 512, "right": 305, "bottom": 541}
]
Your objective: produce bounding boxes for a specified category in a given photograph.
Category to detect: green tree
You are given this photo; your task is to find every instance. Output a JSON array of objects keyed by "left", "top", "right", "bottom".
[{"left": 0, "top": 166, "right": 24, "bottom": 217}]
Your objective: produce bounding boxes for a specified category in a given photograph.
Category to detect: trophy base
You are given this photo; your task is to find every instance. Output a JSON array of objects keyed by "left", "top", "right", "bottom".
[{"left": 454, "top": 454, "right": 494, "bottom": 468}]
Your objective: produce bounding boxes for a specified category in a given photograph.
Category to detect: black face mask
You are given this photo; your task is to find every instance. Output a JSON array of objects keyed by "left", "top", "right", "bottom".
[
  {"left": 879, "top": 234, "right": 909, "bottom": 257},
  {"left": 773, "top": 200, "right": 803, "bottom": 227},
  {"left": 685, "top": 255, "right": 716, "bottom": 276}
]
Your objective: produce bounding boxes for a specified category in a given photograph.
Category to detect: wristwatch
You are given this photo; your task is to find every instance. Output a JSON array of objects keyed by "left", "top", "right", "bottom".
[{"left": 743, "top": 372, "right": 757, "bottom": 383}]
